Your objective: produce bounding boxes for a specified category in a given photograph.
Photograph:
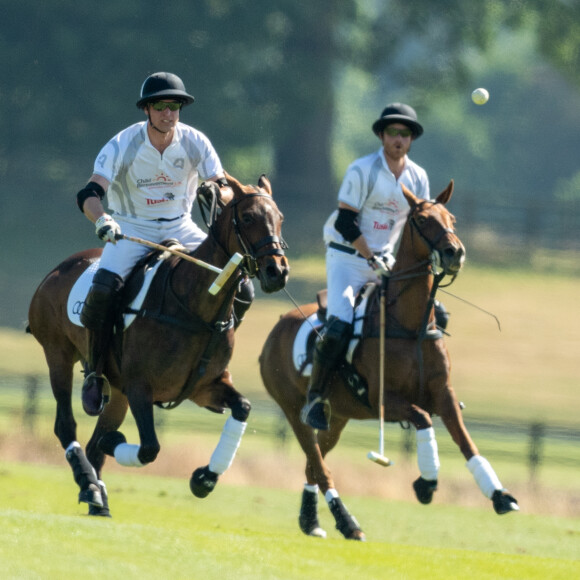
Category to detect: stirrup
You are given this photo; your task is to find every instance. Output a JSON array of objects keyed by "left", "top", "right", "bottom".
[{"left": 300, "top": 396, "right": 330, "bottom": 431}]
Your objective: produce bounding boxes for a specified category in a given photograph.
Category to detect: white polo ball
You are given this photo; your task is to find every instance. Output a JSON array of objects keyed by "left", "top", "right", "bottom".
[{"left": 471, "top": 88, "right": 489, "bottom": 105}]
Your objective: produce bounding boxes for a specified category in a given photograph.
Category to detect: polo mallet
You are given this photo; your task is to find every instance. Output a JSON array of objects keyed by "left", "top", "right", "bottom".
[
  {"left": 367, "top": 275, "right": 392, "bottom": 467},
  {"left": 116, "top": 233, "right": 243, "bottom": 295}
]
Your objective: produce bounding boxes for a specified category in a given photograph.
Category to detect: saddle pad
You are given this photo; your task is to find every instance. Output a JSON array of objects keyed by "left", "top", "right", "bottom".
[
  {"left": 292, "top": 284, "right": 376, "bottom": 375},
  {"left": 292, "top": 313, "right": 322, "bottom": 376},
  {"left": 67, "top": 258, "right": 164, "bottom": 329}
]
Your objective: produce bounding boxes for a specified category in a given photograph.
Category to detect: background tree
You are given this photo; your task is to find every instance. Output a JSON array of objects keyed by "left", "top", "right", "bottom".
[{"left": 0, "top": 0, "right": 579, "bottom": 327}]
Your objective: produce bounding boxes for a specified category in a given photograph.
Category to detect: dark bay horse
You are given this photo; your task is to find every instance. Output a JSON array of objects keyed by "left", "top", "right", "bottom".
[
  {"left": 259, "top": 182, "right": 518, "bottom": 541},
  {"left": 27, "top": 173, "right": 289, "bottom": 516}
]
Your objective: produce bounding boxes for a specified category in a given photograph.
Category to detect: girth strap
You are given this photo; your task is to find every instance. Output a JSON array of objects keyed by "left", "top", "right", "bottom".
[{"left": 156, "top": 280, "right": 239, "bottom": 410}]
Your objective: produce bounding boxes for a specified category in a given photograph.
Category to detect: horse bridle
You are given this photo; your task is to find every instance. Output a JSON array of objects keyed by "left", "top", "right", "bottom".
[
  {"left": 386, "top": 200, "right": 459, "bottom": 315},
  {"left": 408, "top": 200, "right": 456, "bottom": 269},
  {"left": 213, "top": 190, "right": 288, "bottom": 277}
]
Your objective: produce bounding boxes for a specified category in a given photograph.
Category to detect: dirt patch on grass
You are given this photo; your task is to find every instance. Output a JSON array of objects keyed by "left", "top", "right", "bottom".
[{"left": 1, "top": 431, "right": 578, "bottom": 518}]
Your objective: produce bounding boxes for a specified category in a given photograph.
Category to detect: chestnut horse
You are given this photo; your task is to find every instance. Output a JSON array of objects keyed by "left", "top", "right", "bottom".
[
  {"left": 28, "top": 174, "right": 289, "bottom": 517},
  {"left": 259, "top": 182, "right": 518, "bottom": 541}
]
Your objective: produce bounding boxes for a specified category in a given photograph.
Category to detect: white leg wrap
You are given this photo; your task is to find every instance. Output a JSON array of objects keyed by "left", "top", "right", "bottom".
[
  {"left": 324, "top": 489, "right": 339, "bottom": 504},
  {"left": 304, "top": 483, "right": 319, "bottom": 494},
  {"left": 209, "top": 417, "right": 247, "bottom": 475},
  {"left": 114, "top": 443, "right": 144, "bottom": 467},
  {"left": 467, "top": 455, "right": 502, "bottom": 499},
  {"left": 416, "top": 427, "right": 440, "bottom": 481}
]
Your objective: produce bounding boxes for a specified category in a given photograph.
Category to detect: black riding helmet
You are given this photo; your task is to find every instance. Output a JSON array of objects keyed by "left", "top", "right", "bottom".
[
  {"left": 136, "top": 72, "right": 195, "bottom": 109},
  {"left": 372, "top": 103, "right": 423, "bottom": 139}
]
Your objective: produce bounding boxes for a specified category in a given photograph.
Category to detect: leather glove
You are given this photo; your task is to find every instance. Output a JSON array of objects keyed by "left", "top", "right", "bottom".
[
  {"left": 367, "top": 255, "right": 392, "bottom": 277},
  {"left": 95, "top": 214, "right": 121, "bottom": 243}
]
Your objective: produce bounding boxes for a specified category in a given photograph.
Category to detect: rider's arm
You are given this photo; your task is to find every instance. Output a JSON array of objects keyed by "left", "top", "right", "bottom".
[
  {"left": 336, "top": 201, "right": 374, "bottom": 260},
  {"left": 77, "top": 174, "right": 111, "bottom": 224}
]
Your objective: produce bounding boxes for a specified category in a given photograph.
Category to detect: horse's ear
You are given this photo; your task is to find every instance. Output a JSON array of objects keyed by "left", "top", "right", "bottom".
[
  {"left": 401, "top": 183, "right": 419, "bottom": 208},
  {"left": 218, "top": 186, "right": 234, "bottom": 205},
  {"left": 436, "top": 180, "right": 454, "bottom": 205},
  {"left": 258, "top": 174, "right": 272, "bottom": 195},
  {"left": 220, "top": 171, "right": 241, "bottom": 204}
]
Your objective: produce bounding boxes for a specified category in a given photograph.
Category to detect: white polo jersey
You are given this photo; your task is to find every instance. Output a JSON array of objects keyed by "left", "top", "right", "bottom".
[
  {"left": 323, "top": 148, "right": 430, "bottom": 255},
  {"left": 93, "top": 121, "right": 223, "bottom": 221}
]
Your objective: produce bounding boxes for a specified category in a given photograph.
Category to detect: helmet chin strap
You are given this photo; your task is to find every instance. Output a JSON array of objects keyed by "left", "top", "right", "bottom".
[{"left": 147, "top": 115, "right": 169, "bottom": 134}]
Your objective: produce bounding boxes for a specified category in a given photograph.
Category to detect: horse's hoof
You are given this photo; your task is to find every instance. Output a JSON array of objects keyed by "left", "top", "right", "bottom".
[
  {"left": 348, "top": 530, "right": 366, "bottom": 542},
  {"left": 98, "top": 431, "right": 127, "bottom": 457},
  {"left": 88, "top": 481, "right": 112, "bottom": 517},
  {"left": 82, "top": 373, "right": 107, "bottom": 416},
  {"left": 88, "top": 504, "right": 111, "bottom": 517},
  {"left": 492, "top": 489, "right": 519, "bottom": 514},
  {"left": 78, "top": 482, "right": 103, "bottom": 508},
  {"left": 190, "top": 466, "right": 219, "bottom": 498},
  {"left": 413, "top": 476, "right": 438, "bottom": 505},
  {"left": 307, "top": 527, "right": 327, "bottom": 538}
]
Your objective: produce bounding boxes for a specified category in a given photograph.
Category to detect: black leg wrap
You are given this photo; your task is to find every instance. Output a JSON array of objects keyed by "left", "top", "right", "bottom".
[
  {"left": 98, "top": 431, "right": 127, "bottom": 457},
  {"left": 413, "top": 476, "right": 438, "bottom": 505},
  {"left": 299, "top": 489, "right": 326, "bottom": 537},
  {"left": 190, "top": 465, "right": 219, "bottom": 498},
  {"left": 88, "top": 481, "right": 112, "bottom": 517},
  {"left": 328, "top": 497, "right": 364, "bottom": 540},
  {"left": 65, "top": 444, "right": 103, "bottom": 507}
]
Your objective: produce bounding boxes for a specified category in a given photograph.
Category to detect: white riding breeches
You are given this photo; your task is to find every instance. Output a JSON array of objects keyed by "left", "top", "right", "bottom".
[
  {"left": 325, "top": 246, "right": 382, "bottom": 324},
  {"left": 97, "top": 215, "right": 207, "bottom": 280}
]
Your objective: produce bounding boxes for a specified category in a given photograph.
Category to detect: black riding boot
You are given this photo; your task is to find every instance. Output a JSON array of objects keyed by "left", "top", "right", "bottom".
[
  {"left": 80, "top": 269, "right": 124, "bottom": 416},
  {"left": 300, "top": 316, "right": 352, "bottom": 430},
  {"left": 233, "top": 277, "right": 254, "bottom": 330}
]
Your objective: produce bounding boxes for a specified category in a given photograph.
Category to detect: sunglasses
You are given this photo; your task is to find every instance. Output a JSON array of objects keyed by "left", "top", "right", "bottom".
[
  {"left": 385, "top": 126, "right": 413, "bottom": 138},
  {"left": 150, "top": 101, "right": 182, "bottom": 112}
]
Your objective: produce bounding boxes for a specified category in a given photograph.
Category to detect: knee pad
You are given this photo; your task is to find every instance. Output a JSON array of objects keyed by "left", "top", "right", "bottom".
[
  {"left": 315, "top": 316, "right": 352, "bottom": 363},
  {"left": 80, "top": 269, "right": 124, "bottom": 330},
  {"left": 233, "top": 277, "right": 254, "bottom": 328},
  {"left": 434, "top": 300, "right": 449, "bottom": 330}
]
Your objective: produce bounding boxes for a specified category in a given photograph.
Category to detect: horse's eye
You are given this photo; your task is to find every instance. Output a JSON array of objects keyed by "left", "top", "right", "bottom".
[
  {"left": 416, "top": 215, "right": 427, "bottom": 226},
  {"left": 241, "top": 213, "right": 254, "bottom": 225}
]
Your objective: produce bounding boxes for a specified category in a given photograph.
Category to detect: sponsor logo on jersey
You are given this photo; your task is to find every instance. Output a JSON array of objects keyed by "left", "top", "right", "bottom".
[
  {"left": 146, "top": 192, "right": 176, "bottom": 205},
  {"left": 137, "top": 172, "right": 183, "bottom": 190},
  {"left": 373, "top": 219, "right": 395, "bottom": 231},
  {"left": 371, "top": 199, "right": 400, "bottom": 214}
]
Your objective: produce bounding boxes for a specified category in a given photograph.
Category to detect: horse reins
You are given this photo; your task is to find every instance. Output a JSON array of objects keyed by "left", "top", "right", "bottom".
[{"left": 154, "top": 188, "right": 287, "bottom": 410}]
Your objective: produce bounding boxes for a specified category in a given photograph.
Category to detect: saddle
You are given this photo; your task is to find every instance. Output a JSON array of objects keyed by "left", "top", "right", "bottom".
[
  {"left": 121, "top": 239, "right": 183, "bottom": 310},
  {"left": 297, "top": 281, "right": 444, "bottom": 409},
  {"left": 298, "top": 285, "right": 377, "bottom": 409}
]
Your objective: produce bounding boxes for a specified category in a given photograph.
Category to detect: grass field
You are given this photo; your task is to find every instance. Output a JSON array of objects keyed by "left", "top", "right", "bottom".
[
  {"left": 6, "top": 260, "right": 577, "bottom": 423},
  {"left": 0, "top": 461, "right": 578, "bottom": 579}
]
